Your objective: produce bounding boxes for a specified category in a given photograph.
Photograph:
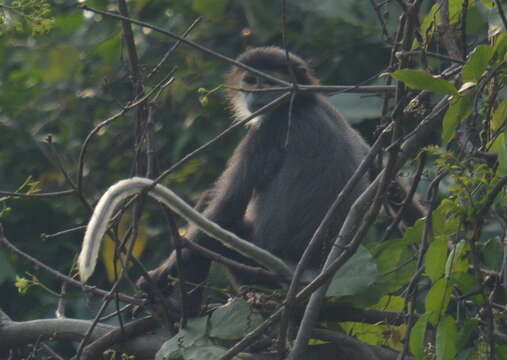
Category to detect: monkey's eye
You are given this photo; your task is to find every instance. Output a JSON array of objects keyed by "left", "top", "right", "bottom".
[{"left": 243, "top": 75, "right": 257, "bottom": 85}]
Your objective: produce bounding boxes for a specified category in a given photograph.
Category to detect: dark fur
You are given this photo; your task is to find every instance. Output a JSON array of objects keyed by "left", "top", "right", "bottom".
[
  {"left": 147, "top": 47, "right": 370, "bottom": 315},
  {"left": 234, "top": 46, "right": 320, "bottom": 85}
]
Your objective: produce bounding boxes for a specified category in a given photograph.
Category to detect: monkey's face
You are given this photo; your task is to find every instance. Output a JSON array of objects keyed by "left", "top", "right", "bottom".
[{"left": 239, "top": 72, "right": 287, "bottom": 113}]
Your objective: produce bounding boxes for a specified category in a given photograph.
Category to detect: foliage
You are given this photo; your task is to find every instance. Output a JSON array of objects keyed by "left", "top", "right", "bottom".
[{"left": 0, "top": 0, "right": 55, "bottom": 35}]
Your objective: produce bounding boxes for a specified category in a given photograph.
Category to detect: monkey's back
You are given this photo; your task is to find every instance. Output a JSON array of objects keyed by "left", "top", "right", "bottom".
[{"left": 244, "top": 95, "right": 370, "bottom": 267}]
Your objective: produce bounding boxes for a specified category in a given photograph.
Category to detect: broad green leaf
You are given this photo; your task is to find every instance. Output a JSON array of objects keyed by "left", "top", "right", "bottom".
[
  {"left": 483, "top": 238, "right": 503, "bottom": 271},
  {"left": 426, "top": 278, "right": 452, "bottom": 324},
  {"left": 415, "top": 0, "right": 476, "bottom": 49},
  {"left": 371, "top": 295, "right": 405, "bottom": 311},
  {"left": 494, "top": 32, "right": 507, "bottom": 59},
  {"left": 451, "top": 272, "right": 482, "bottom": 304},
  {"left": 461, "top": 45, "right": 494, "bottom": 83},
  {"left": 369, "top": 240, "right": 415, "bottom": 296},
  {"left": 155, "top": 317, "right": 212, "bottom": 360},
  {"left": 409, "top": 313, "right": 430, "bottom": 360},
  {"left": 404, "top": 218, "right": 424, "bottom": 244},
  {"left": 341, "top": 320, "right": 407, "bottom": 351},
  {"left": 445, "top": 240, "right": 469, "bottom": 276},
  {"left": 449, "top": 0, "right": 476, "bottom": 24},
  {"left": 436, "top": 315, "right": 458, "bottom": 360},
  {"left": 480, "top": 0, "right": 494, "bottom": 8},
  {"left": 392, "top": 69, "right": 457, "bottom": 95},
  {"left": 326, "top": 246, "right": 378, "bottom": 297},
  {"left": 414, "top": 4, "right": 439, "bottom": 49},
  {"left": 432, "top": 206, "right": 459, "bottom": 236},
  {"left": 341, "top": 296, "right": 406, "bottom": 350},
  {"left": 209, "top": 298, "right": 264, "bottom": 340},
  {"left": 492, "top": 98, "right": 507, "bottom": 131},
  {"left": 425, "top": 235, "right": 449, "bottom": 282},
  {"left": 442, "top": 94, "right": 473, "bottom": 145},
  {"left": 490, "top": 133, "right": 507, "bottom": 174}
]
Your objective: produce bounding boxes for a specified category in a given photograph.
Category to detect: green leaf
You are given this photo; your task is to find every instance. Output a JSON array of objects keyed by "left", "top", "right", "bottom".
[
  {"left": 426, "top": 278, "right": 452, "bottom": 324},
  {"left": 451, "top": 272, "right": 483, "bottom": 304},
  {"left": 369, "top": 239, "right": 415, "bottom": 296},
  {"left": 445, "top": 240, "right": 469, "bottom": 276},
  {"left": 480, "top": 0, "right": 495, "bottom": 8},
  {"left": 461, "top": 45, "right": 494, "bottom": 83},
  {"left": 436, "top": 315, "right": 458, "bottom": 360},
  {"left": 425, "top": 235, "right": 449, "bottom": 282},
  {"left": 209, "top": 298, "right": 264, "bottom": 340},
  {"left": 326, "top": 246, "right": 378, "bottom": 297},
  {"left": 414, "top": 4, "right": 439, "bottom": 49},
  {"left": 490, "top": 133, "right": 507, "bottom": 174},
  {"left": 449, "top": 0, "right": 477, "bottom": 24},
  {"left": 483, "top": 238, "right": 503, "bottom": 271},
  {"left": 409, "top": 313, "right": 430, "bottom": 360},
  {"left": 442, "top": 94, "right": 473, "bottom": 145},
  {"left": 494, "top": 32, "right": 507, "bottom": 59},
  {"left": 155, "top": 317, "right": 213, "bottom": 360},
  {"left": 404, "top": 218, "right": 425, "bottom": 244},
  {"left": 492, "top": 98, "right": 507, "bottom": 131},
  {"left": 432, "top": 206, "right": 459, "bottom": 236},
  {"left": 392, "top": 69, "right": 457, "bottom": 95}
]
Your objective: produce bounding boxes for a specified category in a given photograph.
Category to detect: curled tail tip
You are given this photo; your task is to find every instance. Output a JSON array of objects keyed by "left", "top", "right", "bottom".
[
  {"left": 78, "top": 264, "right": 93, "bottom": 283},
  {"left": 78, "top": 253, "right": 94, "bottom": 283}
]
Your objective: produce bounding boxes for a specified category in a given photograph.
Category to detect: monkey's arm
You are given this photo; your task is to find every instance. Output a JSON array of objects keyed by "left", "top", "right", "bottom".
[{"left": 184, "top": 133, "right": 265, "bottom": 247}]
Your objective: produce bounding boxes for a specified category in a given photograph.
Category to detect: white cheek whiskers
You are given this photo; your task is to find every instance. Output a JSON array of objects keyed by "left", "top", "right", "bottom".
[{"left": 232, "top": 93, "right": 263, "bottom": 128}]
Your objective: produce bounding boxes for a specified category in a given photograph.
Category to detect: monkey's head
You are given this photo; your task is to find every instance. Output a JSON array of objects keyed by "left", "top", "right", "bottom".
[{"left": 227, "top": 47, "right": 319, "bottom": 124}]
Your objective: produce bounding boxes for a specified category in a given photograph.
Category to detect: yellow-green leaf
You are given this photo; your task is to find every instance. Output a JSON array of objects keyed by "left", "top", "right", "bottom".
[
  {"left": 425, "top": 235, "right": 448, "bottom": 282},
  {"left": 442, "top": 94, "right": 473, "bottom": 145},
  {"left": 409, "top": 313, "right": 430, "bottom": 360},
  {"left": 436, "top": 315, "right": 458, "bottom": 360},
  {"left": 426, "top": 278, "right": 452, "bottom": 325},
  {"left": 461, "top": 45, "right": 494, "bottom": 83},
  {"left": 492, "top": 99, "right": 507, "bottom": 131},
  {"left": 494, "top": 31, "right": 507, "bottom": 59},
  {"left": 392, "top": 69, "right": 457, "bottom": 95},
  {"left": 490, "top": 133, "right": 507, "bottom": 174}
]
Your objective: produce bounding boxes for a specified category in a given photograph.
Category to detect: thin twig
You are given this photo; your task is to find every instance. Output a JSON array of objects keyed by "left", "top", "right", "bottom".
[
  {"left": 0, "top": 224, "right": 142, "bottom": 305},
  {"left": 148, "top": 17, "right": 202, "bottom": 78},
  {"left": 0, "top": 190, "right": 74, "bottom": 198}
]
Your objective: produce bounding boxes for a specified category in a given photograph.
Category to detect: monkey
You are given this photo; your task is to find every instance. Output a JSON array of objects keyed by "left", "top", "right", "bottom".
[
  {"left": 135, "top": 47, "right": 372, "bottom": 315},
  {"left": 78, "top": 47, "right": 423, "bottom": 317}
]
